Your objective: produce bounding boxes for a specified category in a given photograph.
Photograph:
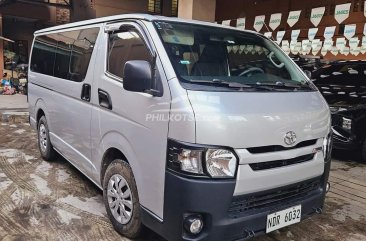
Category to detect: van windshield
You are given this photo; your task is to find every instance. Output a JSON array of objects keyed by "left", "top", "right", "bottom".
[{"left": 154, "top": 21, "right": 315, "bottom": 92}]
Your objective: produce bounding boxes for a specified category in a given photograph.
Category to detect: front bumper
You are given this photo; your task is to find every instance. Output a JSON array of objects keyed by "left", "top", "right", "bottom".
[{"left": 142, "top": 162, "right": 330, "bottom": 241}]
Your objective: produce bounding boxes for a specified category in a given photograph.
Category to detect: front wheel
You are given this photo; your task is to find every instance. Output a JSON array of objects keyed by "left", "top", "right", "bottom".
[
  {"left": 103, "top": 159, "right": 143, "bottom": 238},
  {"left": 37, "top": 116, "right": 56, "bottom": 161}
]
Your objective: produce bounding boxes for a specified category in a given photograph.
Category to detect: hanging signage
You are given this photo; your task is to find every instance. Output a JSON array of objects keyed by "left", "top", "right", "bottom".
[
  {"left": 283, "top": 48, "right": 291, "bottom": 55},
  {"left": 254, "top": 15, "right": 265, "bottom": 32},
  {"left": 282, "top": 40, "right": 290, "bottom": 48},
  {"left": 291, "top": 29, "right": 300, "bottom": 40},
  {"left": 362, "top": 36, "right": 366, "bottom": 46},
  {"left": 331, "top": 46, "right": 339, "bottom": 56},
  {"left": 296, "top": 42, "right": 302, "bottom": 52},
  {"left": 312, "top": 48, "right": 320, "bottom": 56},
  {"left": 323, "top": 39, "right": 334, "bottom": 50},
  {"left": 269, "top": 13, "right": 282, "bottom": 31},
  {"left": 351, "top": 47, "right": 360, "bottom": 56},
  {"left": 308, "top": 28, "right": 318, "bottom": 41},
  {"left": 349, "top": 37, "right": 360, "bottom": 49},
  {"left": 264, "top": 32, "right": 272, "bottom": 39},
  {"left": 222, "top": 20, "right": 231, "bottom": 26},
  {"left": 302, "top": 39, "right": 311, "bottom": 54},
  {"left": 321, "top": 48, "right": 328, "bottom": 56},
  {"left": 287, "top": 10, "right": 301, "bottom": 27},
  {"left": 290, "top": 40, "right": 297, "bottom": 50},
  {"left": 342, "top": 47, "right": 350, "bottom": 56},
  {"left": 276, "top": 31, "right": 286, "bottom": 44},
  {"left": 311, "top": 40, "right": 322, "bottom": 55},
  {"left": 302, "top": 39, "right": 310, "bottom": 50},
  {"left": 364, "top": 1, "right": 366, "bottom": 18},
  {"left": 324, "top": 26, "right": 336, "bottom": 39},
  {"left": 334, "top": 3, "right": 351, "bottom": 24},
  {"left": 291, "top": 47, "right": 299, "bottom": 55},
  {"left": 344, "top": 24, "right": 356, "bottom": 40},
  {"left": 361, "top": 45, "right": 366, "bottom": 54},
  {"left": 311, "top": 39, "right": 320, "bottom": 49},
  {"left": 336, "top": 37, "right": 347, "bottom": 50},
  {"left": 310, "top": 7, "right": 325, "bottom": 27},
  {"left": 237, "top": 18, "right": 246, "bottom": 30}
]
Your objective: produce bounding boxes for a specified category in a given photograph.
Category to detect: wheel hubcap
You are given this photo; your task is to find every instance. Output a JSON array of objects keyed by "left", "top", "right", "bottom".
[
  {"left": 39, "top": 124, "right": 47, "bottom": 153},
  {"left": 107, "top": 174, "right": 133, "bottom": 224}
]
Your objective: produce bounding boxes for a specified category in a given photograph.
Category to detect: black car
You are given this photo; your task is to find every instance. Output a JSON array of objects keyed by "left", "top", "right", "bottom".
[{"left": 312, "top": 61, "right": 366, "bottom": 160}]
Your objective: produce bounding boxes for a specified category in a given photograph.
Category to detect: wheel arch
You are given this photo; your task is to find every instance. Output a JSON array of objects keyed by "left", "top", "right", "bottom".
[{"left": 100, "top": 147, "right": 129, "bottom": 186}]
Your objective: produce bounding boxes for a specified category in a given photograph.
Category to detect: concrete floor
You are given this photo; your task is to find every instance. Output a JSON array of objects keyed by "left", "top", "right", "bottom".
[
  {"left": 0, "top": 119, "right": 365, "bottom": 241},
  {"left": 0, "top": 94, "right": 28, "bottom": 110}
]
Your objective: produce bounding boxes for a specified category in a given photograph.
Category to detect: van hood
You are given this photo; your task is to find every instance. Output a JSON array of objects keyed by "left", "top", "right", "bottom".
[{"left": 187, "top": 90, "right": 330, "bottom": 149}]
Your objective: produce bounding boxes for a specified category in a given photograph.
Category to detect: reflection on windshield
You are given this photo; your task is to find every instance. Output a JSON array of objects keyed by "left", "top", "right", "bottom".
[
  {"left": 313, "top": 63, "right": 366, "bottom": 107},
  {"left": 154, "top": 21, "right": 314, "bottom": 91}
]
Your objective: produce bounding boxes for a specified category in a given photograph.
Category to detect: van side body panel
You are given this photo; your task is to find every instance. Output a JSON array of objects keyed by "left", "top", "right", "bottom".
[{"left": 28, "top": 24, "right": 103, "bottom": 178}]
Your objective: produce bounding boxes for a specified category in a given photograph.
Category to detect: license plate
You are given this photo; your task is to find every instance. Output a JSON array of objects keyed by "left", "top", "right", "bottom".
[{"left": 266, "top": 205, "right": 301, "bottom": 233}]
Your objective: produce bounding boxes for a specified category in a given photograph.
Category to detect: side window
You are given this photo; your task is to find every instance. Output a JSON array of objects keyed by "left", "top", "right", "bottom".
[
  {"left": 107, "top": 28, "right": 151, "bottom": 79},
  {"left": 30, "top": 35, "right": 57, "bottom": 76},
  {"left": 30, "top": 27, "right": 100, "bottom": 82}
]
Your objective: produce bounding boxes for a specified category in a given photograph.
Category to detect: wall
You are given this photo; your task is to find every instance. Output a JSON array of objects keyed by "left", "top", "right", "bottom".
[
  {"left": 215, "top": 0, "right": 366, "bottom": 60},
  {"left": 178, "top": 0, "right": 216, "bottom": 21}
]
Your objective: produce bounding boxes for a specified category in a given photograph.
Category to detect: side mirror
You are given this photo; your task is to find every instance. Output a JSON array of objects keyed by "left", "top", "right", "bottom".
[{"left": 123, "top": 60, "right": 151, "bottom": 93}]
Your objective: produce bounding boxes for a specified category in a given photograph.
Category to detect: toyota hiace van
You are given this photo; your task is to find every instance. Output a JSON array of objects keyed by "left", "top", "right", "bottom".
[{"left": 28, "top": 14, "right": 332, "bottom": 241}]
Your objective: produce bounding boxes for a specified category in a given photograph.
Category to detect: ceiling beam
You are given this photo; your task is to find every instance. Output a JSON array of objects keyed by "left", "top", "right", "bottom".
[{"left": 15, "top": 0, "right": 72, "bottom": 9}]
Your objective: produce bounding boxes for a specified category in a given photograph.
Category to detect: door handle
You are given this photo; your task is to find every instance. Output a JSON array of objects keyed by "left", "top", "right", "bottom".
[
  {"left": 98, "top": 89, "right": 112, "bottom": 110},
  {"left": 81, "top": 84, "right": 91, "bottom": 102}
]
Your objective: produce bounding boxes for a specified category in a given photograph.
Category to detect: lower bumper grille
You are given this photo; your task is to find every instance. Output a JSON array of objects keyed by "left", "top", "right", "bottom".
[{"left": 228, "top": 178, "right": 322, "bottom": 218}]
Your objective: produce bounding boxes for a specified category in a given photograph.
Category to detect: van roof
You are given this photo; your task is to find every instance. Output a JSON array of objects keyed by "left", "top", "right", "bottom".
[{"left": 34, "top": 13, "right": 260, "bottom": 36}]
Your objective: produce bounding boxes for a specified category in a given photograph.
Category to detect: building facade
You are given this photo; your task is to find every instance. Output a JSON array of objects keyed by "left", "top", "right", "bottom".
[{"left": 0, "top": 0, "right": 179, "bottom": 76}]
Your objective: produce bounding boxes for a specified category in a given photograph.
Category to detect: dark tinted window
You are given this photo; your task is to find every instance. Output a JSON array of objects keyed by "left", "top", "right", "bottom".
[
  {"left": 30, "top": 27, "right": 99, "bottom": 82},
  {"left": 30, "top": 35, "right": 57, "bottom": 76},
  {"left": 107, "top": 29, "right": 151, "bottom": 79}
]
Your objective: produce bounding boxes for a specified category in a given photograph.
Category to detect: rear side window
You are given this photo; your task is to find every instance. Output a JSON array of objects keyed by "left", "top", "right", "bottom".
[
  {"left": 107, "top": 29, "right": 151, "bottom": 79},
  {"left": 30, "top": 27, "right": 100, "bottom": 82}
]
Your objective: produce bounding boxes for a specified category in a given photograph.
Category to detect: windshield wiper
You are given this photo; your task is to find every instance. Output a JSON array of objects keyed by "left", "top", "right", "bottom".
[
  {"left": 255, "top": 81, "right": 313, "bottom": 91},
  {"left": 190, "top": 79, "right": 273, "bottom": 91}
]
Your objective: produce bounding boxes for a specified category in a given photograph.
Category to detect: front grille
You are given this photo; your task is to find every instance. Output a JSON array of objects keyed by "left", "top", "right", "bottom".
[
  {"left": 246, "top": 139, "right": 317, "bottom": 154},
  {"left": 249, "top": 153, "right": 315, "bottom": 171},
  {"left": 228, "top": 178, "right": 322, "bottom": 218}
]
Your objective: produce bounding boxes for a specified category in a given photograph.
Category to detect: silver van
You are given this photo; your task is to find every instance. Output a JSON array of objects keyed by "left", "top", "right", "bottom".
[{"left": 28, "top": 14, "right": 332, "bottom": 241}]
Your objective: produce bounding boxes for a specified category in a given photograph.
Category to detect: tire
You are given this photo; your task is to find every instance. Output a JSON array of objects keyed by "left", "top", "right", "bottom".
[
  {"left": 103, "top": 159, "right": 143, "bottom": 238},
  {"left": 37, "top": 116, "right": 56, "bottom": 161}
]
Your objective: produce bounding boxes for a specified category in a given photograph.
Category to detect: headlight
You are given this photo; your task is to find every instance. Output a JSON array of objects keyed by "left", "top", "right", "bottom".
[
  {"left": 322, "top": 131, "right": 333, "bottom": 161},
  {"left": 167, "top": 139, "right": 238, "bottom": 178},
  {"left": 206, "top": 149, "right": 237, "bottom": 177},
  {"left": 342, "top": 117, "right": 352, "bottom": 130}
]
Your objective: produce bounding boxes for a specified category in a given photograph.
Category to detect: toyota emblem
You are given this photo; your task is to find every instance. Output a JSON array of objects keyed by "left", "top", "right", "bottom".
[{"left": 284, "top": 131, "right": 297, "bottom": 145}]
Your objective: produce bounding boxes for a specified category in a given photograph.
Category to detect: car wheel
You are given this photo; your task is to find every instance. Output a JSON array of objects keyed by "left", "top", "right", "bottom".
[
  {"left": 37, "top": 116, "right": 56, "bottom": 161},
  {"left": 103, "top": 159, "right": 143, "bottom": 238}
]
